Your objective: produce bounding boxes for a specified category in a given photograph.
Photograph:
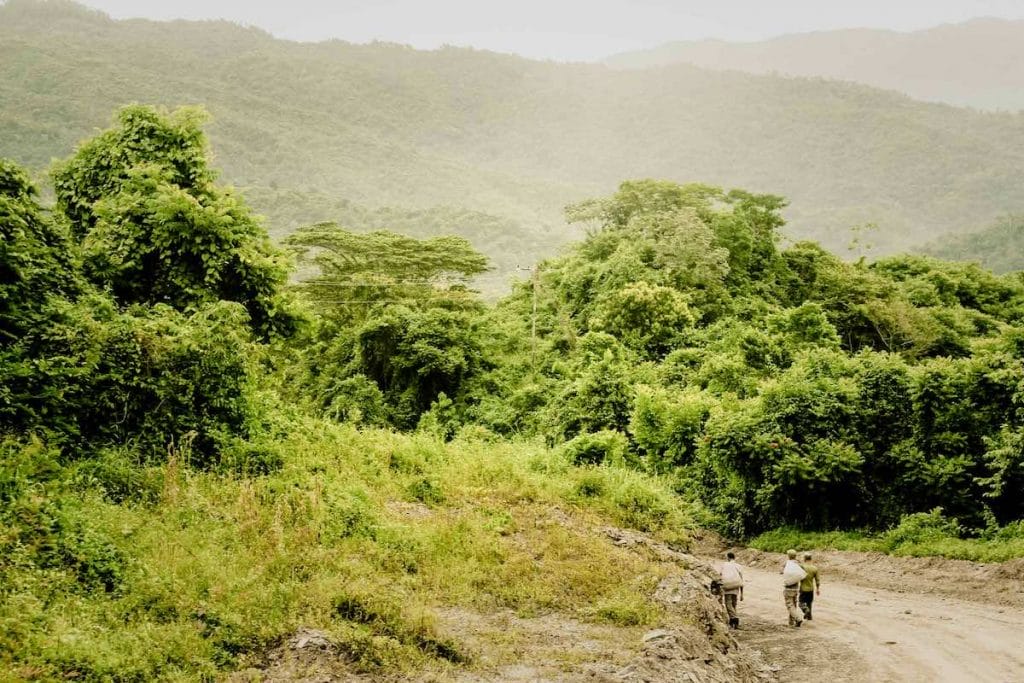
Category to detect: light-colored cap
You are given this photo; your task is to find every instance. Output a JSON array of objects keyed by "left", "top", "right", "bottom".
[{"left": 787, "top": 549, "right": 797, "bottom": 559}]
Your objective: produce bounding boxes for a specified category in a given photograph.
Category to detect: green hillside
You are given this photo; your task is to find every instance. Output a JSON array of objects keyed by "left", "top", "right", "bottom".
[
  {"left": 607, "top": 19, "right": 1024, "bottom": 111},
  {"left": 927, "top": 214, "right": 1024, "bottom": 273},
  {"left": 3, "top": 0, "right": 1024, "bottom": 276}
]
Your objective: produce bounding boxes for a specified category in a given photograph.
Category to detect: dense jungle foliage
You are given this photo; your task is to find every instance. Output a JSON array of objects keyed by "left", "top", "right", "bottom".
[
  {"left": 3, "top": 105, "right": 1024, "bottom": 677},
  {"left": 295, "top": 177, "right": 1024, "bottom": 538},
  {"left": 4, "top": 0, "right": 1024, "bottom": 281}
]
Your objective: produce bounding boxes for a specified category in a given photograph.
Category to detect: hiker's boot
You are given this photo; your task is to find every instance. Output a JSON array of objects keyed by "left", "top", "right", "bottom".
[{"left": 729, "top": 617, "right": 739, "bottom": 630}]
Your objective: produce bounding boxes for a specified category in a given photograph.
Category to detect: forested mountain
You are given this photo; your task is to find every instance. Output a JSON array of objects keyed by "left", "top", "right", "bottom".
[
  {"left": 927, "top": 214, "right": 1024, "bottom": 274},
  {"left": 3, "top": 0, "right": 1024, "bottom": 279},
  {"left": 607, "top": 19, "right": 1024, "bottom": 111}
]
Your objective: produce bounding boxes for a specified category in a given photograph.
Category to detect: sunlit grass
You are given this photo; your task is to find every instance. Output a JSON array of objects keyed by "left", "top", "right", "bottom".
[{"left": 0, "top": 420, "right": 695, "bottom": 679}]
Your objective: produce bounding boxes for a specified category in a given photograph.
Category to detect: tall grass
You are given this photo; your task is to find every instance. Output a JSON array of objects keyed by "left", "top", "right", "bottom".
[{"left": 0, "top": 420, "right": 697, "bottom": 679}]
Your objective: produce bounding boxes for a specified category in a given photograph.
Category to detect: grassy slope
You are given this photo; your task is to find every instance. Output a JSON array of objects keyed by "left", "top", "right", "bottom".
[
  {"left": 606, "top": 19, "right": 1024, "bottom": 111},
  {"left": 3, "top": 1, "right": 1024, "bottom": 264},
  {"left": 0, "top": 421, "right": 705, "bottom": 680}
]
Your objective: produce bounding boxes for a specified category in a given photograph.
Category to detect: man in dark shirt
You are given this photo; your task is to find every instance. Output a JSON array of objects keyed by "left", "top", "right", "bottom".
[{"left": 799, "top": 552, "right": 821, "bottom": 620}]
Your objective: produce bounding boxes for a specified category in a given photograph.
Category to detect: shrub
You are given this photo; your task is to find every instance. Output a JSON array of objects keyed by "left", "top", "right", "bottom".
[
  {"left": 630, "top": 385, "right": 712, "bottom": 471},
  {"left": 332, "top": 592, "right": 466, "bottom": 665},
  {"left": 72, "top": 447, "right": 164, "bottom": 504},
  {"left": 612, "top": 480, "right": 673, "bottom": 533},
  {"left": 883, "top": 508, "right": 962, "bottom": 547},
  {"left": 217, "top": 438, "right": 286, "bottom": 476},
  {"left": 560, "top": 430, "right": 629, "bottom": 466}
]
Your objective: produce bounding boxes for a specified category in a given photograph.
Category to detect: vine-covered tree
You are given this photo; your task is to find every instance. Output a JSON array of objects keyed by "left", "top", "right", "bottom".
[{"left": 52, "top": 105, "right": 296, "bottom": 339}]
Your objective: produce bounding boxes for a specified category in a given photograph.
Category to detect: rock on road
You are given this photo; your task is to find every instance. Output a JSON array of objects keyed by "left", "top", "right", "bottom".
[{"left": 731, "top": 560, "right": 1024, "bottom": 682}]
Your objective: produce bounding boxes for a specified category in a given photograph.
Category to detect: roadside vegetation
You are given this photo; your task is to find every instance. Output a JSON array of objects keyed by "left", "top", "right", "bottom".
[
  {"left": 751, "top": 511, "right": 1024, "bottom": 563},
  {"left": 0, "top": 425, "right": 691, "bottom": 679}
]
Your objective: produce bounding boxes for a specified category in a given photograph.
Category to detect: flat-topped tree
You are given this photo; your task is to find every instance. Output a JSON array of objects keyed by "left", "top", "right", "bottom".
[
  {"left": 285, "top": 223, "right": 489, "bottom": 315},
  {"left": 51, "top": 105, "right": 294, "bottom": 339},
  {"left": 285, "top": 223, "right": 492, "bottom": 429}
]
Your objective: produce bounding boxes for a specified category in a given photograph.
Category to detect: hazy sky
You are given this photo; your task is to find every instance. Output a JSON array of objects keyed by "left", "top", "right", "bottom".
[{"left": 74, "top": 0, "right": 1024, "bottom": 61}]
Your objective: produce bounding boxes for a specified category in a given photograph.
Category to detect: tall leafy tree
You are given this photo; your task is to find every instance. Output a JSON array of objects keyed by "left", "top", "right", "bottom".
[
  {"left": 52, "top": 105, "right": 295, "bottom": 339},
  {"left": 1, "top": 159, "right": 79, "bottom": 342},
  {"left": 285, "top": 223, "right": 489, "bottom": 316},
  {"left": 285, "top": 223, "right": 492, "bottom": 428}
]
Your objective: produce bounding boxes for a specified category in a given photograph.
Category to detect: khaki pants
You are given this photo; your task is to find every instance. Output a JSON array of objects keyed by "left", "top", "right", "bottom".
[
  {"left": 784, "top": 588, "right": 803, "bottom": 626},
  {"left": 723, "top": 592, "right": 739, "bottom": 621}
]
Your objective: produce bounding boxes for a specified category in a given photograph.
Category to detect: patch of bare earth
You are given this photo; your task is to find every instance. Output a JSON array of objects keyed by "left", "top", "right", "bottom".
[
  {"left": 230, "top": 525, "right": 777, "bottom": 682},
  {"left": 226, "top": 628, "right": 379, "bottom": 683}
]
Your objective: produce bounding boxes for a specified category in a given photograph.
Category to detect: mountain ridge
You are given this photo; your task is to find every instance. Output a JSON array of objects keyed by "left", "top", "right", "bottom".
[
  {"left": 3, "top": 0, "right": 1024, "bottom": 277},
  {"left": 606, "top": 18, "right": 1024, "bottom": 111}
]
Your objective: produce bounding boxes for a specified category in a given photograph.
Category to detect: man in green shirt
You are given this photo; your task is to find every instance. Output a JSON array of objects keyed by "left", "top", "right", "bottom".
[{"left": 798, "top": 552, "right": 821, "bottom": 620}]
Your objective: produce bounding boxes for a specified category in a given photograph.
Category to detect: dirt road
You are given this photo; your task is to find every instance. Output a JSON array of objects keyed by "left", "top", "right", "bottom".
[{"left": 732, "top": 560, "right": 1024, "bottom": 682}]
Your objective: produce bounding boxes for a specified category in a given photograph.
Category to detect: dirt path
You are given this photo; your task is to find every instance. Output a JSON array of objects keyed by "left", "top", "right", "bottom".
[{"left": 732, "top": 561, "right": 1024, "bottom": 682}]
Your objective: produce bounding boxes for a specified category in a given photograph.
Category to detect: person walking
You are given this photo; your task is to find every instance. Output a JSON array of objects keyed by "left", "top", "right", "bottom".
[
  {"left": 782, "top": 549, "right": 806, "bottom": 627},
  {"left": 719, "top": 551, "right": 744, "bottom": 629},
  {"left": 799, "top": 552, "right": 821, "bottom": 621}
]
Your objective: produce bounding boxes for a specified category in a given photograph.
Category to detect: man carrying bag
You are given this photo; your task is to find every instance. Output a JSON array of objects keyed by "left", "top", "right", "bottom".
[
  {"left": 719, "top": 551, "right": 745, "bottom": 629},
  {"left": 782, "top": 549, "right": 807, "bottom": 627}
]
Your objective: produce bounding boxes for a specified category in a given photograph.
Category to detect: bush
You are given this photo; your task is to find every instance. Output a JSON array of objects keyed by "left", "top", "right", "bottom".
[
  {"left": 611, "top": 480, "right": 673, "bottom": 533},
  {"left": 882, "top": 508, "right": 962, "bottom": 547},
  {"left": 630, "top": 386, "right": 712, "bottom": 471},
  {"left": 323, "top": 488, "right": 380, "bottom": 541},
  {"left": 323, "top": 374, "right": 389, "bottom": 427},
  {"left": 560, "top": 430, "right": 630, "bottom": 466},
  {"left": 217, "top": 437, "right": 285, "bottom": 476},
  {"left": 332, "top": 591, "right": 466, "bottom": 665},
  {"left": 52, "top": 506, "right": 129, "bottom": 593},
  {"left": 407, "top": 477, "right": 445, "bottom": 506}
]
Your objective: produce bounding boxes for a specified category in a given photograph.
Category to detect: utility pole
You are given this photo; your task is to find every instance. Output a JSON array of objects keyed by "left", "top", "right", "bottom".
[
  {"left": 517, "top": 264, "right": 540, "bottom": 374},
  {"left": 531, "top": 265, "right": 539, "bottom": 373}
]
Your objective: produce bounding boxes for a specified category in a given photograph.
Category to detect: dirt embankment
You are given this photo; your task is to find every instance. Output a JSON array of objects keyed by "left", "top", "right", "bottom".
[{"left": 230, "top": 526, "right": 776, "bottom": 682}]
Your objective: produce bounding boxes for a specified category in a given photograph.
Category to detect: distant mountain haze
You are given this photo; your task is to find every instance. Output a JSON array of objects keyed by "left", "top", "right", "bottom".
[
  {"left": 607, "top": 19, "right": 1024, "bottom": 111},
  {"left": 44, "top": 0, "right": 1024, "bottom": 63},
  {"left": 3, "top": 0, "right": 1024, "bottom": 281}
]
